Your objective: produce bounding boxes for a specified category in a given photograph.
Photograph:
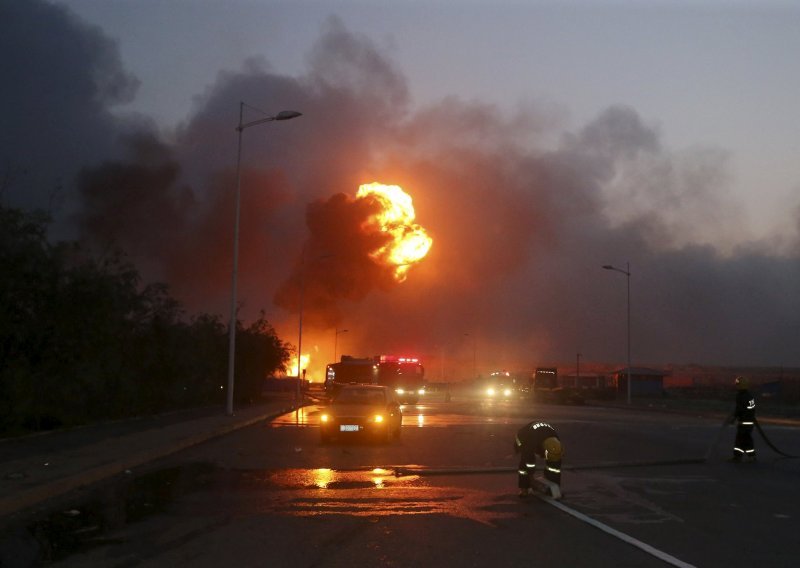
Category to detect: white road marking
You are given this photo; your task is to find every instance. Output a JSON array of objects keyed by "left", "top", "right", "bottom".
[{"left": 539, "top": 495, "right": 697, "bottom": 568}]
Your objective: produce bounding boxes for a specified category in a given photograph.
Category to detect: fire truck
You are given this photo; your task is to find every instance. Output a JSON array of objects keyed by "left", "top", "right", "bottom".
[{"left": 325, "top": 355, "right": 426, "bottom": 404}]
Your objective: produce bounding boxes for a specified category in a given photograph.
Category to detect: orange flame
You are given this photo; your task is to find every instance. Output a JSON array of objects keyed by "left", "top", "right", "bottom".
[
  {"left": 288, "top": 353, "right": 310, "bottom": 378},
  {"left": 356, "top": 182, "right": 432, "bottom": 280}
]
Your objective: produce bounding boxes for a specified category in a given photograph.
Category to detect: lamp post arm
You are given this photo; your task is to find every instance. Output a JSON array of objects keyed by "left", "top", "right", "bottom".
[
  {"left": 238, "top": 110, "right": 303, "bottom": 131},
  {"left": 238, "top": 116, "right": 275, "bottom": 131},
  {"left": 602, "top": 264, "right": 630, "bottom": 276}
]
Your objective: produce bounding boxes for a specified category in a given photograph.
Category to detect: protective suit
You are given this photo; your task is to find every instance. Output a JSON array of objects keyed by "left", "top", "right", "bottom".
[
  {"left": 514, "top": 421, "right": 562, "bottom": 494},
  {"left": 731, "top": 376, "right": 756, "bottom": 462}
]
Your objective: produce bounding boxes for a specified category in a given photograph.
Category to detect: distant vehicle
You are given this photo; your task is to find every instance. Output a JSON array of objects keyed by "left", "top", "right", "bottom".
[
  {"left": 533, "top": 367, "right": 557, "bottom": 388},
  {"left": 319, "top": 384, "right": 402, "bottom": 443},
  {"left": 533, "top": 367, "right": 584, "bottom": 405},
  {"left": 482, "top": 370, "right": 522, "bottom": 401},
  {"left": 375, "top": 355, "right": 426, "bottom": 404},
  {"left": 325, "top": 356, "right": 376, "bottom": 395},
  {"left": 325, "top": 354, "right": 426, "bottom": 404}
]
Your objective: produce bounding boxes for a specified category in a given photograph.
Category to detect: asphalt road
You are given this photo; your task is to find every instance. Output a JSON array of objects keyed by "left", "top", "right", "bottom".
[{"left": 15, "top": 397, "right": 800, "bottom": 567}]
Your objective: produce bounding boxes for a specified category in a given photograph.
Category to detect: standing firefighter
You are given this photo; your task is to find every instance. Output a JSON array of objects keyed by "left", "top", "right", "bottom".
[
  {"left": 730, "top": 376, "right": 757, "bottom": 462},
  {"left": 514, "top": 421, "right": 562, "bottom": 497}
]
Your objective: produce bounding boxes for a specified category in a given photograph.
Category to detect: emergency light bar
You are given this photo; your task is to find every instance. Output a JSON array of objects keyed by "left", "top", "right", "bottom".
[{"left": 377, "top": 355, "right": 420, "bottom": 363}]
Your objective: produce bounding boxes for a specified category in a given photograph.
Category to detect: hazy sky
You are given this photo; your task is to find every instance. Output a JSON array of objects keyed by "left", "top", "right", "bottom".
[
  {"left": 58, "top": 0, "right": 800, "bottom": 241},
  {"left": 3, "top": 1, "right": 799, "bottom": 373}
]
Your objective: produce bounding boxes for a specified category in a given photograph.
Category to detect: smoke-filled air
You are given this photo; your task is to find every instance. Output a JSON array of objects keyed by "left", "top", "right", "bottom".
[{"left": 3, "top": 2, "right": 799, "bottom": 380}]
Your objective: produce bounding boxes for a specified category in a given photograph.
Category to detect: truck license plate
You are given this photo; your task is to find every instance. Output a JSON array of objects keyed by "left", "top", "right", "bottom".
[{"left": 340, "top": 425, "right": 359, "bottom": 432}]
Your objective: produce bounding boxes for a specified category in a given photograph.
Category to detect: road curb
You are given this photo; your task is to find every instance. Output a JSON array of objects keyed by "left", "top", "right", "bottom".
[{"left": 0, "top": 404, "right": 299, "bottom": 519}]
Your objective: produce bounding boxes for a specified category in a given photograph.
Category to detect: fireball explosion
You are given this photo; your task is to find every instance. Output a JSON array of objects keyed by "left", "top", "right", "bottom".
[{"left": 357, "top": 182, "right": 432, "bottom": 281}]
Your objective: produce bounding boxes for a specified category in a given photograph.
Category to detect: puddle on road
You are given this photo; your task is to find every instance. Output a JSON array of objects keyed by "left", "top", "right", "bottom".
[
  {"left": 4, "top": 462, "right": 216, "bottom": 564},
  {"left": 3, "top": 463, "right": 520, "bottom": 564}
]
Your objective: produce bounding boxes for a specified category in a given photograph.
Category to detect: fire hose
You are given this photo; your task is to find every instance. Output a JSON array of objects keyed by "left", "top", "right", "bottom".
[
  {"left": 754, "top": 418, "right": 799, "bottom": 458},
  {"left": 705, "top": 413, "right": 799, "bottom": 460},
  {"left": 394, "top": 413, "right": 798, "bottom": 478},
  {"left": 393, "top": 457, "right": 706, "bottom": 478}
]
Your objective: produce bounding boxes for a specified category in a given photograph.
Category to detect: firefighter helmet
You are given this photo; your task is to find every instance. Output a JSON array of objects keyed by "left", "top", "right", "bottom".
[
  {"left": 735, "top": 376, "right": 749, "bottom": 390},
  {"left": 543, "top": 437, "right": 562, "bottom": 461}
]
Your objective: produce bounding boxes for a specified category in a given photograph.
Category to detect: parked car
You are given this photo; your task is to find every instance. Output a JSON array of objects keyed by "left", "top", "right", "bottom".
[{"left": 319, "top": 384, "right": 402, "bottom": 443}]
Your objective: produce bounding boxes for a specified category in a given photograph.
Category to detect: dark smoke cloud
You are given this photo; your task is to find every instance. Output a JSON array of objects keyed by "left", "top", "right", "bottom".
[
  {"left": 0, "top": 0, "right": 141, "bottom": 229},
  {"left": 75, "top": 134, "right": 191, "bottom": 262},
  {"left": 272, "top": 191, "right": 396, "bottom": 328},
  {"left": 4, "top": 5, "right": 799, "bottom": 372}
]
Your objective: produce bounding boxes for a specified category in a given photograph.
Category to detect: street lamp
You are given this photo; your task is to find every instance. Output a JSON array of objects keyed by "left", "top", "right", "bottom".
[
  {"left": 334, "top": 328, "right": 349, "bottom": 363},
  {"left": 602, "top": 262, "right": 631, "bottom": 405},
  {"left": 295, "top": 250, "right": 333, "bottom": 405},
  {"left": 296, "top": 247, "right": 307, "bottom": 406},
  {"left": 226, "top": 102, "right": 302, "bottom": 416}
]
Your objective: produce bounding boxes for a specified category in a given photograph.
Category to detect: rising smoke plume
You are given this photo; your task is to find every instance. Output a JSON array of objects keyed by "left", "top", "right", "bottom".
[{"left": 3, "top": 3, "right": 799, "bottom": 375}]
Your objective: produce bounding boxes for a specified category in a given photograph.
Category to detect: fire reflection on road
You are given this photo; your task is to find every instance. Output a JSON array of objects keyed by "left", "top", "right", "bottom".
[
  {"left": 270, "top": 405, "right": 316, "bottom": 426},
  {"left": 306, "top": 467, "right": 392, "bottom": 489},
  {"left": 270, "top": 405, "right": 522, "bottom": 428},
  {"left": 237, "top": 468, "right": 518, "bottom": 525},
  {"left": 242, "top": 467, "right": 413, "bottom": 491}
]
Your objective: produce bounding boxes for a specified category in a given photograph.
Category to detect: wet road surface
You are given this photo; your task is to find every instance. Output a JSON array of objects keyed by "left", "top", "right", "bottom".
[{"left": 4, "top": 397, "right": 800, "bottom": 567}]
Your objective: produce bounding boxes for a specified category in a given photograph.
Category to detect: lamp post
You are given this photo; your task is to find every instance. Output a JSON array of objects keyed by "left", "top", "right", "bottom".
[
  {"left": 295, "top": 251, "right": 333, "bottom": 405},
  {"left": 602, "top": 262, "right": 631, "bottom": 405},
  {"left": 334, "top": 328, "right": 349, "bottom": 363},
  {"left": 226, "top": 102, "right": 301, "bottom": 416},
  {"left": 296, "top": 247, "right": 306, "bottom": 406}
]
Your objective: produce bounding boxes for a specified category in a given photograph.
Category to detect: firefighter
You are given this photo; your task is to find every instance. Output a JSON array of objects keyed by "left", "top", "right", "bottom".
[
  {"left": 514, "top": 421, "right": 562, "bottom": 496},
  {"left": 729, "top": 376, "right": 756, "bottom": 462}
]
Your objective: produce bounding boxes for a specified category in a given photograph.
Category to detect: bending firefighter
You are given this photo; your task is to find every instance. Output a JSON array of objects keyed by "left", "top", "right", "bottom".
[
  {"left": 730, "top": 376, "right": 757, "bottom": 462},
  {"left": 514, "top": 421, "right": 562, "bottom": 497}
]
